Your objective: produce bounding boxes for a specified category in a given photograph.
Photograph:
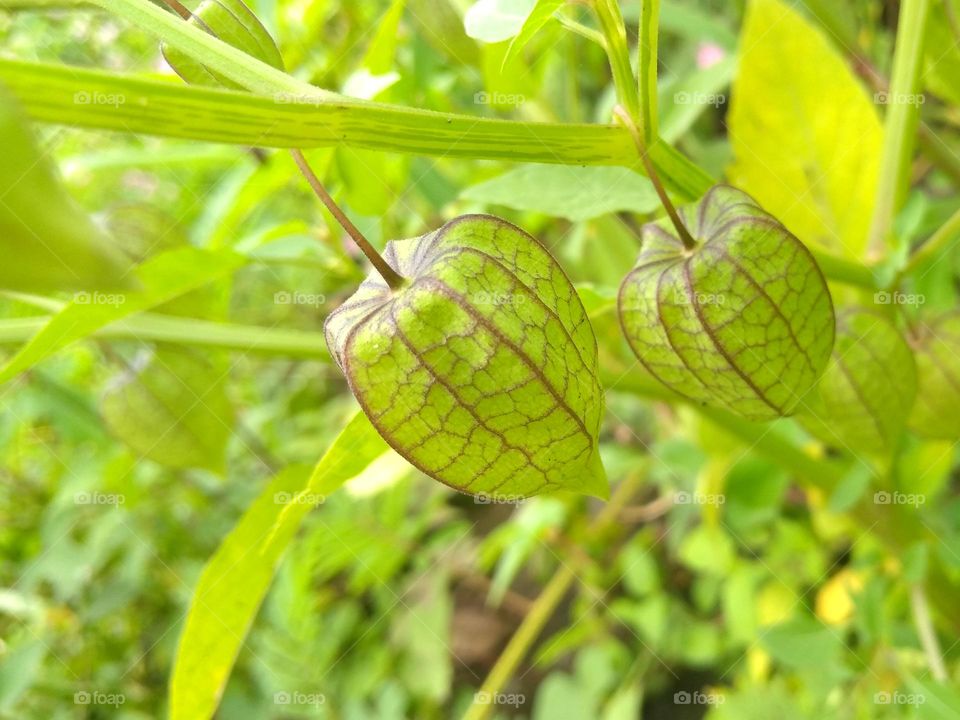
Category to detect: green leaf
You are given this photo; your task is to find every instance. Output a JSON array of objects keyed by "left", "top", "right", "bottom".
[
  {"left": 363, "top": 0, "right": 407, "bottom": 74},
  {"left": 162, "top": 0, "right": 285, "bottom": 88},
  {"left": 100, "top": 348, "right": 234, "bottom": 472},
  {"left": 503, "top": 0, "right": 564, "bottom": 67},
  {"left": 728, "top": 0, "right": 882, "bottom": 257},
  {"left": 465, "top": 0, "right": 537, "bottom": 43},
  {"left": 0, "top": 247, "right": 245, "bottom": 384},
  {"left": 760, "top": 617, "right": 844, "bottom": 670},
  {"left": 923, "top": 0, "right": 960, "bottom": 105},
  {"left": 801, "top": 309, "right": 917, "bottom": 454},
  {"left": 618, "top": 185, "right": 835, "bottom": 421},
  {"left": 0, "top": 87, "right": 132, "bottom": 292},
  {"left": 169, "top": 412, "right": 389, "bottom": 720},
  {"left": 909, "top": 312, "right": 960, "bottom": 439},
  {"left": 678, "top": 525, "right": 735, "bottom": 575},
  {"left": 326, "top": 214, "right": 607, "bottom": 499},
  {"left": 462, "top": 165, "right": 660, "bottom": 222}
]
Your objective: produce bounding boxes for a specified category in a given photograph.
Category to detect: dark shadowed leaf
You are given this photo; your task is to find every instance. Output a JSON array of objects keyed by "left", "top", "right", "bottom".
[
  {"left": 100, "top": 348, "right": 233, "bottom": 472},
  {"left": 801, "top": 309, "right": 916, "bottom": 454},
  {"left": 0, "top": 87, "right": 132, "bottom": 292}
]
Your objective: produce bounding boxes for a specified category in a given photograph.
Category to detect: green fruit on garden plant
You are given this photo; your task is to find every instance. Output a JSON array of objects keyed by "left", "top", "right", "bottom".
[
  {"left": 801, "top": 309, "right": 916, "bottom": 454},
  {"left": 326, "top": 214, "right": 607, "bottom": 499},
  {"left": 617, "top": 184, "right": 835, "bottom": 421},
  {"left": 908, "top": 313, "right": 960, "bottom": 440}
]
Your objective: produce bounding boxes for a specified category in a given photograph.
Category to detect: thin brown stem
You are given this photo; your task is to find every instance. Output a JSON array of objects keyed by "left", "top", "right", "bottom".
[
  {"left": 290, "top": 150, "right": 405, "bottom": 290},
  {"left": 613, "top": 105, "right": 697, "bottom": 250},
  {"left": 159, "top": 0, "right": 192, "bottom": 21}
]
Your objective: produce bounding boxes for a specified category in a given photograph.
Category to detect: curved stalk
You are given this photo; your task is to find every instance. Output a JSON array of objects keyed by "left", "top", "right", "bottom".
[
  {"left": 614, "top": 106, "right": 697, "bottom": 249},
  {"left": 900, "top": 206, "right": 960, "bottom": 277},
  {"left": 290, "top": 150, "right": 404, "bottom": 290}
]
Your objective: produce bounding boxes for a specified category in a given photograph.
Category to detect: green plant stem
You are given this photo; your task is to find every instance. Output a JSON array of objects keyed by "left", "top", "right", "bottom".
[
  {"left": 865, "top": 0, "right": 930, "bottom": 258},
  {"left": 593, "top": 0, "right": 641, "bottom": 122},
  {"left": 0, "top": 58, "right": 711, "bottom": 200},
  {"left": 462, "top": 473, "right": 643, "bottom": 720},
  {"left": 463, "top": 566, "right": 574, "bottom": 720},
  {"left": 554, "top": 13, "right": 606, "bottom": 49},
  {"left": 637, "top": 0, "right": 660, "bottom": 142},
  {"left": 614, "top": 106, "right": 697, "bottom": 249},
  {"left": 0, "top": 315, "right": 331, "bottom": 359},
  {"left": 290, "top": 150, "right": 404, "bottom": 289},
  {"left": 900, "top": 205, "right": 960, "bottom": 277},
  {"left": 910, "top": 584, "right": 948, "bottom": 681}
]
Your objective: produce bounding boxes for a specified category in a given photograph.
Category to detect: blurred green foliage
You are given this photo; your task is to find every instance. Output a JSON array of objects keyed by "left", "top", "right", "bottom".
[{"left": 1, "top": 1, "right": 960, "bottom": 719}]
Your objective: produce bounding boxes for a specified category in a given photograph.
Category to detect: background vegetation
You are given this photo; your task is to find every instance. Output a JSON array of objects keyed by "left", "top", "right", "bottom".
[{"left": 1, "top": 0, "right": 960, "bottom": 718}]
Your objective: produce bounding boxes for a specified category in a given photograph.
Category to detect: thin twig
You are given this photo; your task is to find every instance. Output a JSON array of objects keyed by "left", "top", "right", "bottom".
[
  {"left": 910, "top": 584, "right": 948, "bottom": 681},
  {"left": 462, "top": 473, "right": 644, "bottom": 720},
  {"left": 290, "top": 150, "right": 405, "bottom": 290},
  {"left": 613, "top": 105, "right": 697, "bottom": 250}
]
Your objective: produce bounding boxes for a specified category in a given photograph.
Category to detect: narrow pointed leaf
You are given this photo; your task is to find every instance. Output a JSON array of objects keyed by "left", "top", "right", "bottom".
[
  {"left": 502, "top": 0, "right": 564, "bottom": 67},
  {"left": 326, "top": 214, "right": 607, "bottom": 499},
  {"left": 0, "top": 247, "right": 245, "bottom": 384},
  {"left": 169, "top": 412, "right": 388, "bottom": 720},
  {"left": 162, "top": 0, "right": 285, "bottom": 88},
  {"left": 0, "top": 87, "right": 132, "bottom": 292},
  {"left": 618, "top": 185, "right": 835, "bottom": 421}
]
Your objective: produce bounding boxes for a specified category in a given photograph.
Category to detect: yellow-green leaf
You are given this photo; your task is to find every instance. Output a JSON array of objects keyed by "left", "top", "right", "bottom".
[
  {"left": 728, "top": 0, "right": 882, "bottom": 257},
  {"left": 169, "top": 412, "right": 389, "bottom": 720}
]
